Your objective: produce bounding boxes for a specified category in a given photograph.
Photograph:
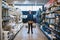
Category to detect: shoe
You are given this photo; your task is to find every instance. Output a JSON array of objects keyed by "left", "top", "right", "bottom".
[
  {"left": 31, "top": 32, "right": 33, "bottom": 34},
  {"left": 27, "top": 32, "right": 29, "bottom": 34}
]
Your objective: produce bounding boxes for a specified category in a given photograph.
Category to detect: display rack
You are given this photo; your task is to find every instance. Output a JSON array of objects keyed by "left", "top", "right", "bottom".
[
  {"left": 40, "top": 0, "right": 60, "bottom": 40},
  {"left": 2, "top": 1, "right": 23, "bottom": 40}
]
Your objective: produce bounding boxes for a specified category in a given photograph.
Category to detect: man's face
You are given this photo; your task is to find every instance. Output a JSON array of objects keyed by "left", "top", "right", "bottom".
[{"left": 29, "top": 10, "right": 31, "bottom": 14}]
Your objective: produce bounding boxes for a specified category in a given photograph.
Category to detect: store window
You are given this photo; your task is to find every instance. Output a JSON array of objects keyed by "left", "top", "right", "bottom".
[{"left": 14, "top": 6, "right": 42, "bottom": 11}]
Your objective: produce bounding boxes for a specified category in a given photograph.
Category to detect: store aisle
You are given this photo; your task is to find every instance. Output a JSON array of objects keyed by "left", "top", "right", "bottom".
[{"left": 14, "top": 24, "right": 48, "bottom": 40}]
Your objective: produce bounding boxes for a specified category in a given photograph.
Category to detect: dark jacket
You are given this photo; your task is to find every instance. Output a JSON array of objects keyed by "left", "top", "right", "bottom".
[{"left": 27, "top": 14, "right": 33, "bottom": 21}]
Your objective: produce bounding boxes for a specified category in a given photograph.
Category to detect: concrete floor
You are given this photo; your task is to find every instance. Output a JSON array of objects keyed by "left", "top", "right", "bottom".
[{"left": 14, "top": 24, "right": 48, "bottom": 40}]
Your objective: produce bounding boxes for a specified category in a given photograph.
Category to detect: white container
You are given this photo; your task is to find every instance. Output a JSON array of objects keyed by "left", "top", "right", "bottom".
[{"left": 3, "top": 31, "right": 9, "bottom": 40}]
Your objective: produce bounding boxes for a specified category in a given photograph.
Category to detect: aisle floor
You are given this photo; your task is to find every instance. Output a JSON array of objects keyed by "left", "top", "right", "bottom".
[{"left": 14, "top": 24, "right": 48, "bottom": 40}]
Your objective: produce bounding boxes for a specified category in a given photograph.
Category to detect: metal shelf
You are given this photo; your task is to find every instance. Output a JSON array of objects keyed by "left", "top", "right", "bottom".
[{"left": 40, "top": 26, "right": 56, "bottom": 40}]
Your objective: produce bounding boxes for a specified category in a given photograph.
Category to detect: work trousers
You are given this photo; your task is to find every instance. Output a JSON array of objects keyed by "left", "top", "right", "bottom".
[{"left": 28, "top": 23, "right": 33, "bottom": 33}]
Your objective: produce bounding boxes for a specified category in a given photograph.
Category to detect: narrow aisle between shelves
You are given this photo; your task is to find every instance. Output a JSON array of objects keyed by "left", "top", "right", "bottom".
[{"left": 14, "top": 24, "right": 48, "bottom": 40}]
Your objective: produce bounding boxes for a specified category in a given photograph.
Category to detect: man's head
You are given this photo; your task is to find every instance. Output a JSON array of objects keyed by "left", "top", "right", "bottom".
[{"left": 29, "top": 10, "right": 31, "bottom": 14}]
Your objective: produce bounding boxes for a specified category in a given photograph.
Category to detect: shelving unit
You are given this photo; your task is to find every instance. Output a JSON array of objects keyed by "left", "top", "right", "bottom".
[
  {"left": 40, "top": 0, "right": 60, "bottom": 40},
  {"left": 2, "top": 1, "right": 23, "bottom": 40}
]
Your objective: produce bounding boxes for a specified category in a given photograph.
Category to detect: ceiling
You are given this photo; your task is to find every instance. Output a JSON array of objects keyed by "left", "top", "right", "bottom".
[{"left": 6, "top": 0, "right": 49, "bottom": 5}]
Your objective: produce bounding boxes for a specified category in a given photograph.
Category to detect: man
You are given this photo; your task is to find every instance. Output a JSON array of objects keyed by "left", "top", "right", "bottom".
[{"left": 27, "top": 10, "right": 33, "bottom": 34}]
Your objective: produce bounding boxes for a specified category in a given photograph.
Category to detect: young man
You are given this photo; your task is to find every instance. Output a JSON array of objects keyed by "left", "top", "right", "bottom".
[{"left": 27, "top": 10, "right": 33, "bottom": 34}]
